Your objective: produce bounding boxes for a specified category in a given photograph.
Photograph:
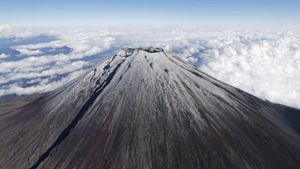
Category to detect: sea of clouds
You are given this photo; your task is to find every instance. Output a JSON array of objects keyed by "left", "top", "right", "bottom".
[{"left": 0, "top": 25, "right": 300, "bottom": 108}]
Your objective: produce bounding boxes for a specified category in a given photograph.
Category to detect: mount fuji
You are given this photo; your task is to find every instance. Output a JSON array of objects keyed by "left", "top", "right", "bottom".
[{"left": 0, "top": 48, "right": 299, "bottom": 169}]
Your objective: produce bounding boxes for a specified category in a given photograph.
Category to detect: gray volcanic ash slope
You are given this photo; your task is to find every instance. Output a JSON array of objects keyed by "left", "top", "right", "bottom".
[{"left": 0, "top": 48, "right": 299, "bottom": 169}]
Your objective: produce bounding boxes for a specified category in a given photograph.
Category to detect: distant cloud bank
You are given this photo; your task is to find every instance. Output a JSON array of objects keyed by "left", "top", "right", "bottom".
[{"left": 0, "top": 25, "right": 300, "bottom": 108}]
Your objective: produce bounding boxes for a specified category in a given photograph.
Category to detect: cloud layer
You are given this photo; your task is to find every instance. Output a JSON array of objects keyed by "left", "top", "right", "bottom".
[
  {"left": 0, "top": 25, "right": 299, "bottom": 108},
  {"left": 166, "top": 31, "right": 300, "bottom": 108}
]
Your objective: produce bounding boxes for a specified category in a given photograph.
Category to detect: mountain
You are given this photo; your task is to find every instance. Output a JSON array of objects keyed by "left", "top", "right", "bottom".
[{"left": 0, "top": 47, "right": 299, "bottom": 169}]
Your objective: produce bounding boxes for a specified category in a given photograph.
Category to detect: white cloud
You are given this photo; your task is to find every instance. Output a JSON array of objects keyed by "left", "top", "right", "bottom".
[
  {"left": 160, "top": 30, "right": 300, "bottom": 108},
  {"left": 197, "top": 32, "right": 300, "bottom": 108},
  {"left": 0, "top": 53, "right": 9, "bottom": 59},
  {"left": 14, "top": 47, "right": 42, "bottom": 56},
  {"left": 0, "top": 24, "right": 11, "bottom": 33},
  {"left": 0, "top": 69, "right": 85, "bottom": 96},
  {"left": 0, "top": 60, "right": 89, "bottom": 85},
  {"left": 0, "top": 26, "right": 300, "bottom": 109}
]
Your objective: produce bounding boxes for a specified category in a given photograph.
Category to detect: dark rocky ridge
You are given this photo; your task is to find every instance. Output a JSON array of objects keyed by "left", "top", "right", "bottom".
[{"left": 0, "top": 47, "right": 299, "bottom": 169}]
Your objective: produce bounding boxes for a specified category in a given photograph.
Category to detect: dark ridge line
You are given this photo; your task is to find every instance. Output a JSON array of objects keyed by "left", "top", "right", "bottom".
[
  {"left": 29, "top": 59, "right": 126, "bottom": 169},
  {"left": 101, "top": 55, "right": 116, "bottom": 76}
]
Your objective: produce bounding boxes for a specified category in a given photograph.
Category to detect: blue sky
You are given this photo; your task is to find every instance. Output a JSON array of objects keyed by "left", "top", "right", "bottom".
[{"left": 0, "top": 0, "right": 299, "bottom": 26}]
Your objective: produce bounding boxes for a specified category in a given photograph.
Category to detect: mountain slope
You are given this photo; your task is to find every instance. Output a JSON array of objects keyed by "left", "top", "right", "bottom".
[{"left": 0, "top": 47, "right": 299, "bottom": 169}]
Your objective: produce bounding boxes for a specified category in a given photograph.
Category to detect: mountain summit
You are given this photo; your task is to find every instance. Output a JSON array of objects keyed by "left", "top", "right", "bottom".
[{"left": 0, "top": 47, "right": 299, "bottom": 169}]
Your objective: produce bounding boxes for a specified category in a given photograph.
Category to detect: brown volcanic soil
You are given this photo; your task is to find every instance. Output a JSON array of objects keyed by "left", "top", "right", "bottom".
[{"left": 0, "top": 94, "right": 40, "bottom": 117}]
